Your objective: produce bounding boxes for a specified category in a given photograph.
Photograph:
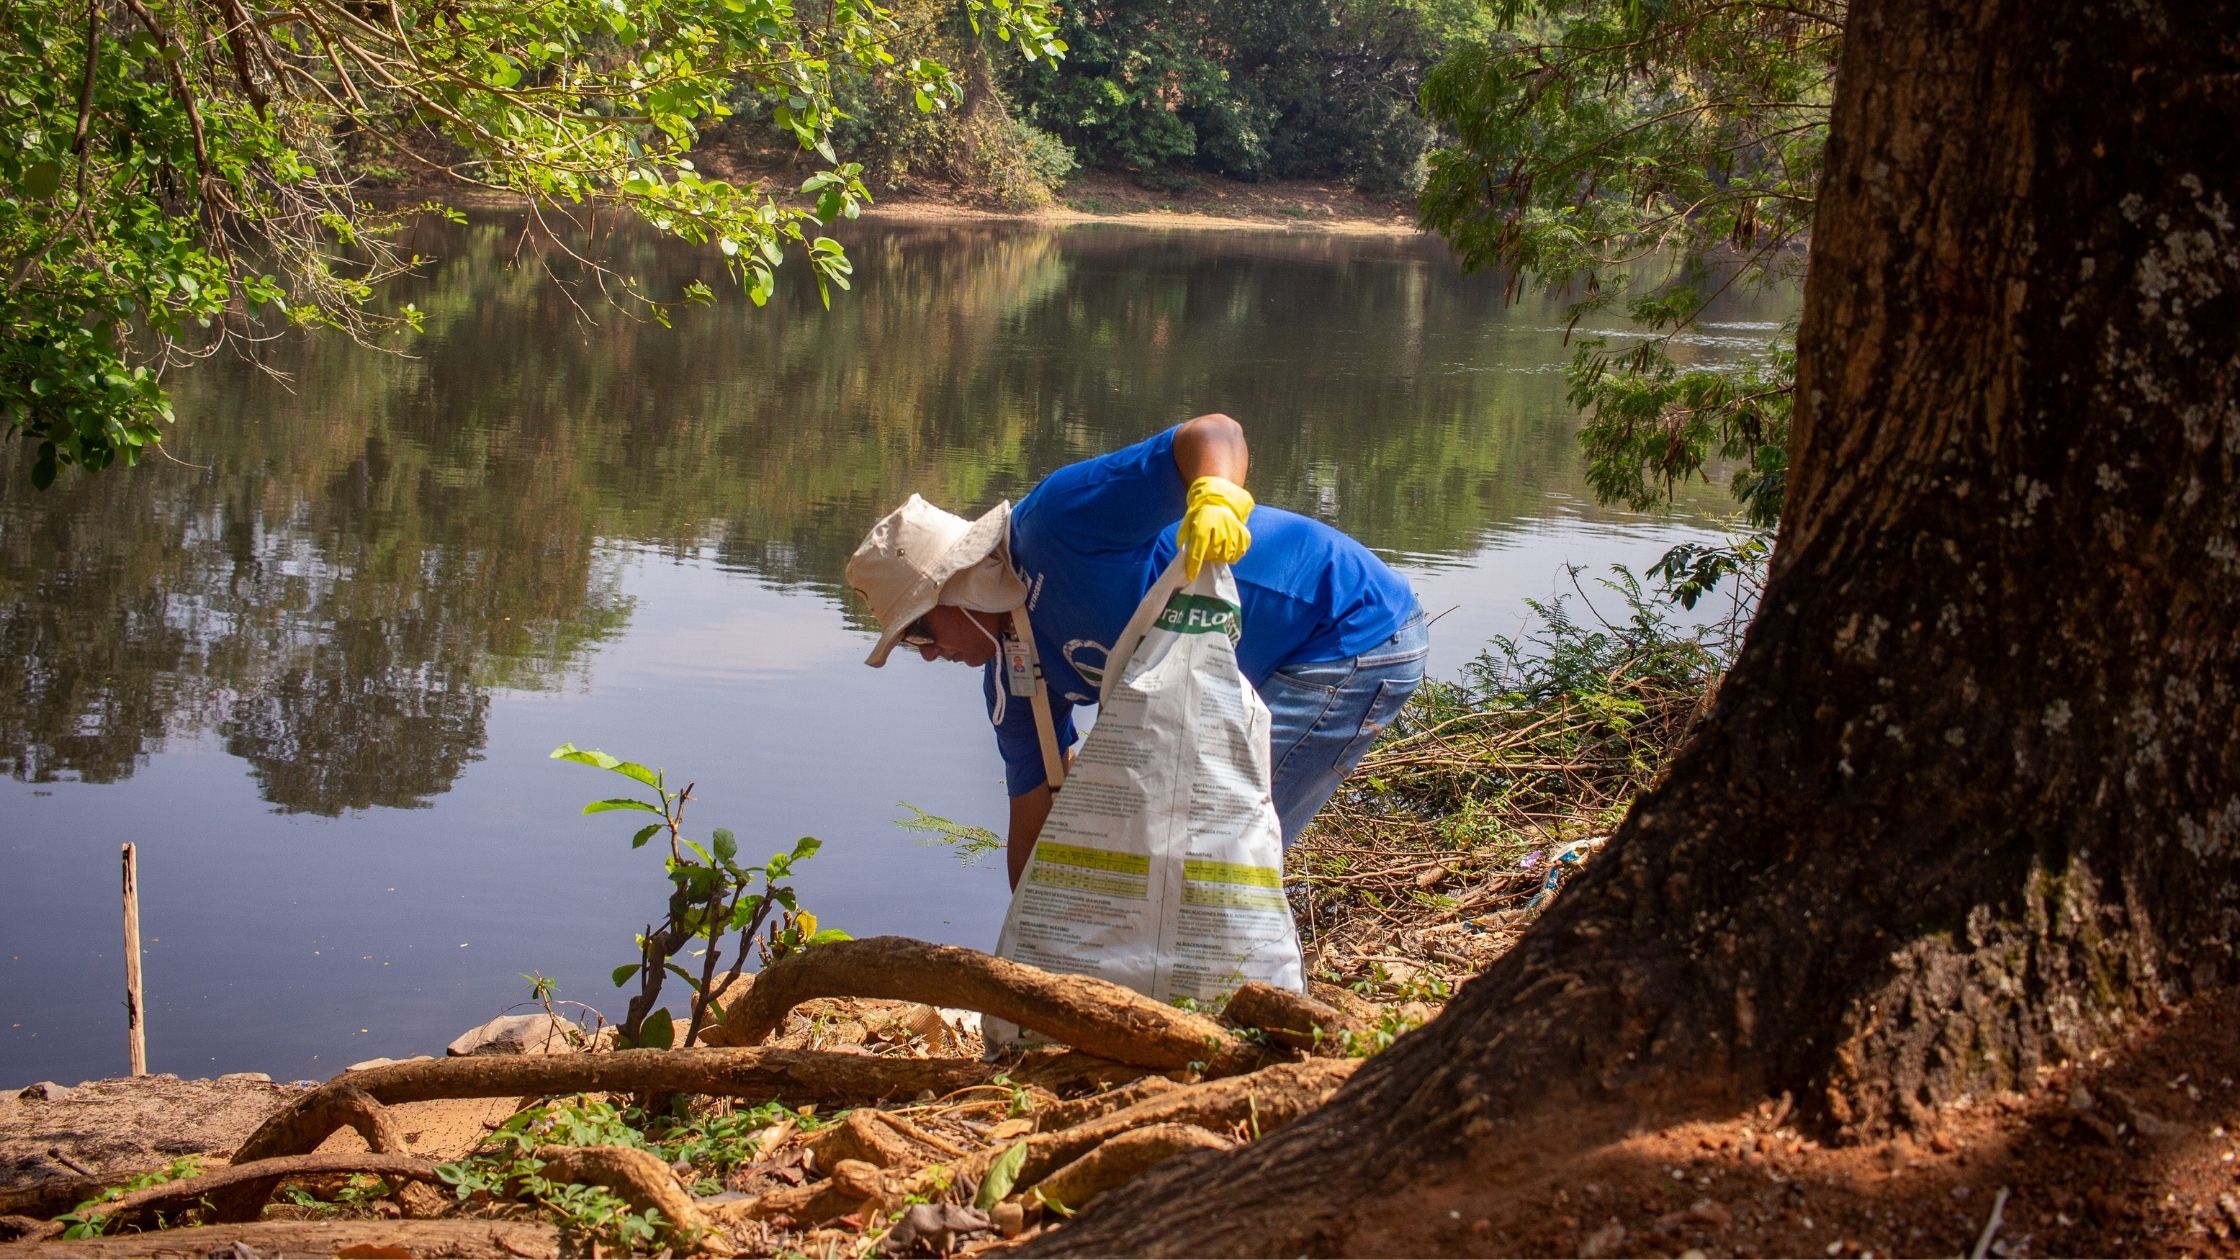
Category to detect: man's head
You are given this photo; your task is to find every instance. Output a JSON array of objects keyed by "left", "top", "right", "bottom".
[
  {"left": 896, "top": 604, "right": 1007, "bottom": 667},
  {"left": 844, "top": 495, "right": 1021, "bottom": 667}
]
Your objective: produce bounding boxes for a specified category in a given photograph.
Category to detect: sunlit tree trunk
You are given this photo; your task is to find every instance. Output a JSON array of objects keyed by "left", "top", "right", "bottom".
[{"left": 1023, "top": 0, "right": 2239, "bottom": 1250}]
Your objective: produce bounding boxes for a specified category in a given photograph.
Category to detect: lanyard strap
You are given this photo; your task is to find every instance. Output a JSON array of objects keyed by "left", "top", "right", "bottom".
[{"left": 1009, "top": 606, "right": 1067, "bottom": 794}]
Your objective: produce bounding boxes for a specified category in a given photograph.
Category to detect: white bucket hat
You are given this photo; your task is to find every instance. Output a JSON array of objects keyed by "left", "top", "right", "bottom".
[{"left": 846, "top": 495, "right": 1015, "bottom": 667}]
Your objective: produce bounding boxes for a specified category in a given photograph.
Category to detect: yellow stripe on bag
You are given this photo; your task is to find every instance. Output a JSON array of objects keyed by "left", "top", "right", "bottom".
[
  {"left": 1182, "top": 859, "right": 1282, "bottom": 888},
  {"left": 1036, "top": 843, "right": 1152, "bottom": 876}
]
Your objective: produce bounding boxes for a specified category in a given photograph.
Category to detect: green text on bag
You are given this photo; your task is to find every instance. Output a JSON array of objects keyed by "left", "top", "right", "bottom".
[{"left": 1157, "top": 594, "right": 1241, "bottom": 644}]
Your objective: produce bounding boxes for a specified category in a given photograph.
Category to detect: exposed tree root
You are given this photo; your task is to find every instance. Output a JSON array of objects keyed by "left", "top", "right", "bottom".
[
  {"left": 874, "top": 1111, "right": 973, "bottom": 1160},
  {"left": 1002, "top": 1048, "right": 1170, "bottom": 1095},
  {"left": 711, "top": 1157, "right": 895, "bottom": 1227},
  {"left": 532, "top": 1145, "right": 729, "bottom": 1256},
  {"left": 19, "top": 942, "right": 1376, "bottom": 1257},
  {"left": 1034, "top": 1076, "right": 1185, "bottom": 1129},
  {"left": 85, "top": 1152, "right": 443, "bottom": 1232},
  {"left": 0, "top": 1178, "right": 102, "bottom": 1223},
  {"left": 0, "top": 1217, "right": 560, "bottom": 1257},
  {"left": 1222, "top": 981, "right": 1364, "bottom": 1054},
  {"left": 230, "top": 1048, "right": 992, "bottom": 1167},
  {"left": 1031, "top": 1123, "right": 1233, "bottom": 1212},
  {"left": 207, "top": 1083, "right": 405, "bottom": 1220},
  {"left": 708, "top": 937, "right": 1258, "bottom": 1074},
  {"left": 959, "top": 1058, "right": 1357, "bottom": 1192},
  {"left": 807, "top": 1110, "right": 922, "bottom": 1170}
]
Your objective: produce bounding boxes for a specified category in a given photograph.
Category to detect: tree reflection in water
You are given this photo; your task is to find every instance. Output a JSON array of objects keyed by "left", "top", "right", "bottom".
[{"left": 0, "top": 215, "right": 1786, "bottom": 814}]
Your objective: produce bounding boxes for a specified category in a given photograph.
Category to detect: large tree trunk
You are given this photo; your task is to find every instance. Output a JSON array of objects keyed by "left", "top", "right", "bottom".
[{"left": 1022, "top": 0, "right": 2239, "bottom": 1252}]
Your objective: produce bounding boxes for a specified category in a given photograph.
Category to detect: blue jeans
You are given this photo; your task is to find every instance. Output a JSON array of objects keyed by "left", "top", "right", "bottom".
[{"left": 1258, "top": 608, "right": 1429, "bottom": 848}]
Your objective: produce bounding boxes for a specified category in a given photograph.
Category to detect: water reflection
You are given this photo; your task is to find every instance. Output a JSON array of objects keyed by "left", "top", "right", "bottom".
[{"left": 1, "top": 216, "right": 1784, "bottom": 817}]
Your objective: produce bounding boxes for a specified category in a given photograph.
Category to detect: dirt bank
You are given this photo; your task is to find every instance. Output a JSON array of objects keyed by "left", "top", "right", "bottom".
[{"left": 862, "top": 170, "right": 1425, "bottom": 236}]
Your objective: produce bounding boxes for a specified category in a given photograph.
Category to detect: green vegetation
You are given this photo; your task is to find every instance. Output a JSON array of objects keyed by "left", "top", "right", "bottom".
[
  {"left": 1, "top": 0, "right": 1060, "bottom": 482},
  {"left": 1003, "top": 0, "right": 1486, "bottom": 196},
  {"left": 553, "top": 743, "right": 848, "bottom": 1046},
  {"left": 898, "top": 800, "right": 1005, "bottom": 866},
  {"left": 729, "top": 0, "right": 1494, "bottom": 205},
  {"left": 1296, "top": 563, "right": 1752, "bottom": 976},
  {"left": 433, "top": 1095, "right": 827, "bottom": 1252},
  {"left": 1419, "top": 0, "right": 1840, "bottom": 532},
  {"left": 55, "top": 1156, "right": 204, "bottom": 1239},
  {"left": 793, "top": 0, "right": 1081, "bottom": 209}
]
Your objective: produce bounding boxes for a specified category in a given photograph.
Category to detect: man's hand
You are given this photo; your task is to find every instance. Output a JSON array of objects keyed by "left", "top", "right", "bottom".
[{"left": 1182, "top": 475, "right": 1254, "bottom": 580}]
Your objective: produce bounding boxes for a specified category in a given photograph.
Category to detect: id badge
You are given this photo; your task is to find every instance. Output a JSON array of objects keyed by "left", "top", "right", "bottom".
[{"left": 1003, "top": 636, "right": 1037, "bottom": 698}]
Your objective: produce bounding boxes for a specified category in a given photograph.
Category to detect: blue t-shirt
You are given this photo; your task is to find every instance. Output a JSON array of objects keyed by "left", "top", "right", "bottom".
[{"left": 986, "top": 426, "right": 1417, "bottom": 796}]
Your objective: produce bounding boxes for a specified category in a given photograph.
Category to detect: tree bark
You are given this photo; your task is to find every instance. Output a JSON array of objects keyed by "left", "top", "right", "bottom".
[{"left": 1022, "top": 0, "right": 2240, "bottom": 1252}]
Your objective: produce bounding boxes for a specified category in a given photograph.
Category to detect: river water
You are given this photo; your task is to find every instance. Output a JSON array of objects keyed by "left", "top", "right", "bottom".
[{"left": 0, "top": 215, "right": 1788, "bottom": 1086}]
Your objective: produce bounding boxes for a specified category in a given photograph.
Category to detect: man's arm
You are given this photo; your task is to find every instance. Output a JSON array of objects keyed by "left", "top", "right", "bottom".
[
  {"left": 1172, "top": 412, "right": 1250, "bottom": 486},
  {"left": 1172, "top": 414, "right": 1254, "bottom": 579},
  {"left": 1007, "top": 784, "right": 1053, "bottom": 890}
]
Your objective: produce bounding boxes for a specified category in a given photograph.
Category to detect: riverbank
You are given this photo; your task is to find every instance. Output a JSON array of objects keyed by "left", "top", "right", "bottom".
[
  {"left": 863, "top": 170, "right": 1425, "bottom": 236},
  {"left": 410, "top": 168, "right": 1427, "bottom": 237}
]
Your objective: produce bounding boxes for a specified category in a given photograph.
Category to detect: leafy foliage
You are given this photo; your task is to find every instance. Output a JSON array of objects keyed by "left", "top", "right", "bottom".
[
  {"left": 55, "top": 1156, "right": 204, "bottom": 1238},
  {"left": 1418, "top": 0, "right": 1840, "bottom": 530},
  {"left": 435, "top": 1094, "right": 826, "bottom": 1248},
  {"left": 1, "top": 0, "right": 1060, "bottom": 483},
  {"left": 1318, "top": 564, "right": 1739, "bottom": 839},
  {"left": 896, "top": 800, "right": 1003, "bottom": 866},
  {"left": 1008, "top": 0, "right": 1478, "bottom": 193},
  {"left": 553, "top": 743, "right": 849, "bottom": 1047}
]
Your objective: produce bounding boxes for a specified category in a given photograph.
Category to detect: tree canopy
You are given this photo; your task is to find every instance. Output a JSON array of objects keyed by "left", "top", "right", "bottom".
[
  {"left": 0, "top": 0, "right": 1060, "bottom": 485},
  {"left": 1420, "top": 0, "right": 1840, "bottom": 530}
]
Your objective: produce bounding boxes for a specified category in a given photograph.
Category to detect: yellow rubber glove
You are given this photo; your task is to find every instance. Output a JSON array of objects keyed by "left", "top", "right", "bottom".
[{"left": 1181, "top": 475, "right": 1254, "bottom": 581}]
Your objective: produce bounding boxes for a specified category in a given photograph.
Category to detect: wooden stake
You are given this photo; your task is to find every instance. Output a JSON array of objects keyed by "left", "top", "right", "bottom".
[{"left": 122, "top": 842, "right": 146, "bottom": 1076}]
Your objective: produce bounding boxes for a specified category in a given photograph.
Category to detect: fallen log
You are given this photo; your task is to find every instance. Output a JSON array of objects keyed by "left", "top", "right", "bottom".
[
  {"left": 1030, "top": 1123, "right": 1232, "bottom": 1212},
  {"left": 0, "top": 1217, "right": 559, "bottom": 1258},
  {"left": 708, "top": 938, "right": 1257, "bottom": 1075},
  {"left": 229, "top": 1047, "right": 992, "bottom": 1171}
]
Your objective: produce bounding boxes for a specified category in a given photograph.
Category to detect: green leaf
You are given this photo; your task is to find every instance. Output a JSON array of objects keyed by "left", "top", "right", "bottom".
[
  {"left": 583, "top": 797, "right": 663, "bottom": 816},
  {"left": 790, "top": 836, "right": 822, "bottom": 861},
  {"left": 711, "top": 827, "right": 737, "bottom": 862},
  {"left": 636, "top": 1008, "right": 675, "bottom": 1050},
  {"left": 550, "top": 745, "right": 660, "bottom": 788},
  {"left": 551, "top": 743, "right": 621, "bottom": 770},
  {"left": 612, "top": 963, "right": 639, "bottom": 987},
  {"left": 631, "top": 823, "right": 662, "bottom": 849},
  {"left": 611, "top": 760, "right": 661, "bottom": 788},
  {"left": 975, "top": 1141, "right": 1028, "bottom": 1209},
  {"left": 19, "top": 159, "right": 62, "bottom": 199}
]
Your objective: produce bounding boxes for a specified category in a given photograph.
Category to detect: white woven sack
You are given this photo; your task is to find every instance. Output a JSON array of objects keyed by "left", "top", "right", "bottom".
[{"left": 986, "top": 557, "right": 1304, "bottom": 1048}]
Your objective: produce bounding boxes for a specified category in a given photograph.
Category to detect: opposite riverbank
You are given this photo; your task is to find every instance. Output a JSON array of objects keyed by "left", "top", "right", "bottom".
[{"left": 861, "top": 169, "right": 1424, "bottom": 236}]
